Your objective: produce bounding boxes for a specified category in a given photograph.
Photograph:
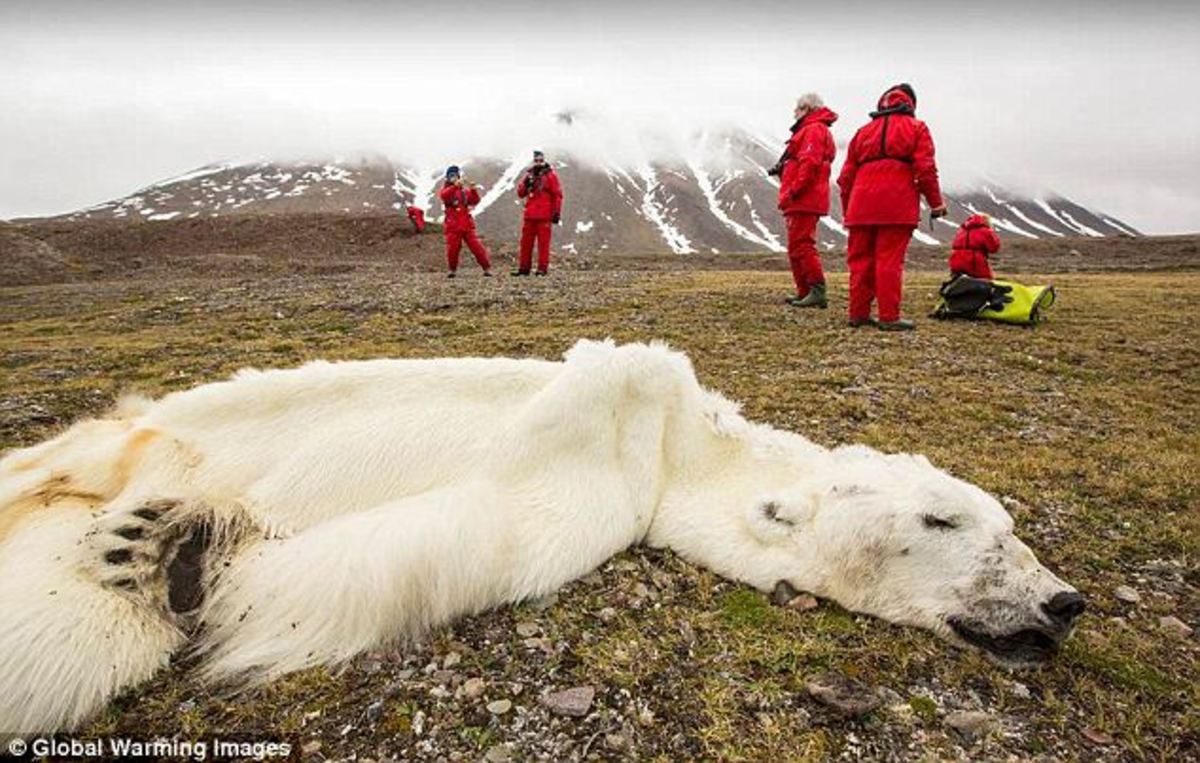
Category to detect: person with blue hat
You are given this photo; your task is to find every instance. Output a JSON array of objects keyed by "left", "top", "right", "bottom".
[{"left": 438, "top": 165, "right": 492, "bottom": 278}]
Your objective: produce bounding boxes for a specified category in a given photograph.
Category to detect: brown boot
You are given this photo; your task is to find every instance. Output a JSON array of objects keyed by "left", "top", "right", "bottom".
[{"left": 877, "top": 318, "right": 916, "bottom": 331}]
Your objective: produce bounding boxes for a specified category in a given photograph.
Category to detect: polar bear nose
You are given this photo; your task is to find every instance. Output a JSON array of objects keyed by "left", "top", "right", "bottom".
[{"left": 1041, "top": 591, "right": 1086, "bottom": 627}]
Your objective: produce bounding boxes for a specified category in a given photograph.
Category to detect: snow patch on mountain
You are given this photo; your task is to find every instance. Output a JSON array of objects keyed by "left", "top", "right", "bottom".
[
  {"left": 635, "top": 165, "right": 695, "bottom": 254},
  {"left": 687, "top": 160, "right": 783, "bottom": 252}
]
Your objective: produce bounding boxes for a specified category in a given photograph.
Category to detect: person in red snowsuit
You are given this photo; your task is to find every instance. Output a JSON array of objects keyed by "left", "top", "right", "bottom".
[
  {"left": 438, "top": 165, "right": 492, "bottom": 278},
  {"left": 838, "top": 83, "right": 947, "bottom": 330},
  {"left": 775, "top": 93, "right": 838, "bottom": 308},
  {"left": 405, "top": 205, "right": 426, "bottom": 233},
  {"left": 514, "top": 150, "right": 563, "bottom": 276},
  {"left": 948, "top": 214, "right": 1001, "bottom": 280}
]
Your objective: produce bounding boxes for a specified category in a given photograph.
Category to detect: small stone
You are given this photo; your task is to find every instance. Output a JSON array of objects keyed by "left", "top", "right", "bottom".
[
  {"left": 301, "top": 741, "right": 322, "bottom": 756},
  {"left": 412, "top": 710, "right": 426, "bottom": 736},
  {"left": 515, "top": 621, "right": 541, "bottom": 637},
  {"left": 364, "top": 699, "right": 385, "bottom": 723},
  {"left": 805, "top": 675, "right": 882, "bottom": 718},
  {"left": 614, "top": 560, "right": 639, "bottom": 572},
  {"left": 1082, "top": 727, "right": 1115, "bottom": 746},
  {"left": 604, "top": 731, "right": 632, "bottom": 752},
  {"left": 487, "top": 699, "right": 513, "bottom": 715},
  {"left": 598, "top": 607, "right": 618, "bottom": 622},
  {"left": 1113, "top": 585, "right": 1141, "bottom": 604},
  {"left": 541, "top": 686, "right": 596, "bottom": 717},
  {"left": 632, "top": 582, "right": 653, "bottom": 600},
  {"left": 442, "top": 652, "right": 462, "bottom": 669},
  {"left": 524, "top": 636, "right": 554, "bottom": 654},
  {"left": 786, "top": 593, "right": 819, "bottom": 612},
  {"left": 1009, "top": 681, "right": 1031, "bottom": 699},
  {"left": 636, "top": 706, "right": 656, "bottom": 727},
  {"left": 772, "top": 580, "right": 800, "bottom": 606},
  {"left": 944, "top": 710, "right": 999, "bottom": 743},
  {"left": 458, "top": 677, "right": 486, "bottom": 699},
  {"left": 1159, "top": 615, "right": 1193, "bottom": 637},
  {"left": 484, "top": 745, "right": 512, "bottom": 763},
  {"left": 529, "top": 591, "right": 559, "bottom": 611}
]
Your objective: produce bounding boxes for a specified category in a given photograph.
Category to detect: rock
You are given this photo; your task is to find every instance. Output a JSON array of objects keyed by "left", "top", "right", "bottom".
[
  {"left": 636, "top": 706, "right": 656, "bottom": 727},
  {"left": 541, "top": 686, "right": 596, "bottom": 717},
  {"left": 804, "top": 675, "right": 883, "bottom": 718},
  {"left": 528, "top": 591, "right": 559, "bottom": 612},
  {"left": 301, "top": 740, "right": 322, "bottom": 756},
  {"left": 458, "top": 677, "right": 487, "bottom": 700},
  {"left": 604, "top": 731, "right": 632, "bottom": 752},
  {"left": 1009, "top": 681, "right": 1031, "bottom": 699},
  {"left": 944, "top": 710, "right": 999, "bottom": 743},
  {"left": 772, "top": 580, "right": 800, "bottom": 606},
  {"left": 364, "top": 699, "right": 385, "bottom": 723},
  {"left": 1082, "top": 727, "right": 1115, "bottom": 746},
  {"left": 515, "top": 621, "right": 541, "bottom": 637},
  {"left": 598, "top": 607, "right": 618, "bottom": 622},
  {"left": 786, "top": 593, "right": 819, "bottom": 612},
  {"left": 412, "top": 710, "right": 426, "bottom": 736},
  {"left": 1159, "top": 615, "right": 1193, "bottom": 637},
  {"left": 442, "top": 651, "right": 462, "bottom": 669},
  {"left": 1113, "top": 585, "right": 1141, "bottom": 604},
  {"left": 484, "top": 744, "right": 512, "bottom": 762},
  {"left": 487, "top": 699, "right": 513, "bottom": 715}
]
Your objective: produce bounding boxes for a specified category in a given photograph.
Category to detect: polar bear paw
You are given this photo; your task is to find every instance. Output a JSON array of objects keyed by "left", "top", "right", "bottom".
[{"left": 89, "top": 498, "right": 211, "bottom": 618}]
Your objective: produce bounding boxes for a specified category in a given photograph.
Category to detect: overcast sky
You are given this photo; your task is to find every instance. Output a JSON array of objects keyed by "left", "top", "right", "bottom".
[{"left": 2, "top": 0, "right": 1198, "bottom": 233}]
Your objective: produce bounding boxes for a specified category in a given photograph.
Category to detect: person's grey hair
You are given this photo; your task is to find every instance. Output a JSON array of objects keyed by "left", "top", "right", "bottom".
[{"left": 795, "top": 92, "right": 824, "bottom": 112}]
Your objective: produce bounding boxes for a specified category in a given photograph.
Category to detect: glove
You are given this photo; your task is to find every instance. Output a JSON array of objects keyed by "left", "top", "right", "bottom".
[{"left": 552, "top": 212, "right": 561, "bottom": 225}]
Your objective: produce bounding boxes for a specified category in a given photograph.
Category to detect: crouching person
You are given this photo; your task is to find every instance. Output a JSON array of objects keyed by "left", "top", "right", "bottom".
[
  {"left": 948, "top": 214, "right": 1001, "bottom": 280},
  {"left": 775, "top": 93, "right": 838, "bottom": 308},
  {"left": 406, "top": 205, "right": 426, "bottom": 233},
  {"left": 439, "top": 166, "right": 492, "bottom": 278}
]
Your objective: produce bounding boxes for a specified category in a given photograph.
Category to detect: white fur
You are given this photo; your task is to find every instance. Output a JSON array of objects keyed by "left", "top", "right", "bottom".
[{"left": 0, "top": 340, "right": 1078, "bottom": 734}]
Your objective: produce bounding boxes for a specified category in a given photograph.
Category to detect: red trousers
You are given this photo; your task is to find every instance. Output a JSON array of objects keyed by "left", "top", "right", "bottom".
[
  {"left": 785, "top": 213, "right": 826, "bottom": 296},
  {"left": 446, "top": 230, "right": 491, "bottom": 272},
  {"left": 846, "top": 225, "right": 913, "bottom": 322},
  {"left": 519, "top": 220, "right": 553, "bottom": 273},
  {"left": 948, "top": 250, "right": 994, "bottom": 280}
]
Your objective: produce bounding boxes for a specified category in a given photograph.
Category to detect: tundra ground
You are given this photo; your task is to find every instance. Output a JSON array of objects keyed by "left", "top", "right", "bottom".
[{"left": 1, "top": 265, "right": 1196, "bottom": 761}]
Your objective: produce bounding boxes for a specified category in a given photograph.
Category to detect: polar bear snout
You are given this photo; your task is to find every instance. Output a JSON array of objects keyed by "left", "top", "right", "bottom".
[{"left": 1041, "top": 590, "right": 1086, "bottom": 630}]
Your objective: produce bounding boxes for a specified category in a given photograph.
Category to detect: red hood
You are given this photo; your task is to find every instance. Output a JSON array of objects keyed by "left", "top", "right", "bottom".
[
  {"left": 963, "top": 214, "right": 992, "bottom": 229},
  {"left": 876, "top": 88, "right": 915, "bottom": 113},
  {"left": 802, "top": 106, "right": 838, "bottom": 127}
]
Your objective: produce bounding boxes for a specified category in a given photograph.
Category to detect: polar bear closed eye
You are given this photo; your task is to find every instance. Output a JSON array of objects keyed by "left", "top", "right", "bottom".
[{"left": 0, "top": 339, "right": 1083, "bottom": 733}]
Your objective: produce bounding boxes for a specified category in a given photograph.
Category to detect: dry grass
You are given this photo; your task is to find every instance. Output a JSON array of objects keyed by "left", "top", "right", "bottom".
[{"left": 1, "top": 268, "right": 1197, "bottom": 761}]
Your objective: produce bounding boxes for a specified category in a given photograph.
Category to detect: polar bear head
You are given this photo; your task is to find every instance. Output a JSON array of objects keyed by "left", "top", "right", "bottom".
[{"left": 744, "top": 446, "right": 1084, "bottom": 666}]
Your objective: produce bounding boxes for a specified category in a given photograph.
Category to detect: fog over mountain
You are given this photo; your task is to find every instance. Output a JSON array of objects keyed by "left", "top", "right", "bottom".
[{"left": 2, "top": 1, "right": 1197, "bottom": 233}]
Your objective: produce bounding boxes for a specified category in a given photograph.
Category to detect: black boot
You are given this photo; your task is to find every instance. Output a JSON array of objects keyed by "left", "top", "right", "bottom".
[
  {"left": 790, "top": 283, "right": 827, "bottom": 309},
  {"left": 511, "top": 269, "right": 530, "bottom": 277},
  {"left": 877, "top": 318, "right": 916, "bottom": 331}
]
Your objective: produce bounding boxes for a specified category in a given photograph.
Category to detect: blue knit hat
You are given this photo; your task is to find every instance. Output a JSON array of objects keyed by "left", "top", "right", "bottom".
[{"left": 445, "top": 165, "right": 461, "bottom": 179}]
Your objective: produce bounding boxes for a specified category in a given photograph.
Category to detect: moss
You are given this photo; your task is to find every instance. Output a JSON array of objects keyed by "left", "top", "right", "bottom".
[{"left": 719, "top": 589, "right": 777, "bottom": 630}]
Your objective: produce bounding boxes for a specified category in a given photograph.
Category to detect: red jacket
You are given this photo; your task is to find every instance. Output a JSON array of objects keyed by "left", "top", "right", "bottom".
[
  {"left": 778, "top": 107, "right": 838, "bottom": 217},
  {"left": 949, "top": 214, "right": 1001, "bottom": 267},
  {"left": 439, "top": 184, "right": 481, "bottom": 233},
  {"left": 517, "top": 167, "right": 563, "bottom": 222},
  {"left": 838, "top": 88, "right": 944, "bottom": 227}
]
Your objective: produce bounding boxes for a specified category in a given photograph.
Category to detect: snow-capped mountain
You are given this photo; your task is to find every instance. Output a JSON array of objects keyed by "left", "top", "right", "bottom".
[{"left": 51, "top": 130, "right": 1139, "bottom": 253}]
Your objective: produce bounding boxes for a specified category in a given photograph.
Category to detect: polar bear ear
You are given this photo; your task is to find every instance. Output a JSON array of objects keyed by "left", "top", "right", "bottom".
[{"left": 744, "top": 496, "right": 814, "bottom": 545}]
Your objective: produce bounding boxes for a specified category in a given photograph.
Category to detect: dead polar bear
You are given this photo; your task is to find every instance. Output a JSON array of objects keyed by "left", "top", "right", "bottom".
[{"left": 0, "top": 339, "right": 1084, "bottom": 733}]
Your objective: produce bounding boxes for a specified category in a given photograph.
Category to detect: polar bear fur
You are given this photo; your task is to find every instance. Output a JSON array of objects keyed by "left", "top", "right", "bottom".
[{"left": 0, "top": 340, "right": 1081, "bottom": 734}]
